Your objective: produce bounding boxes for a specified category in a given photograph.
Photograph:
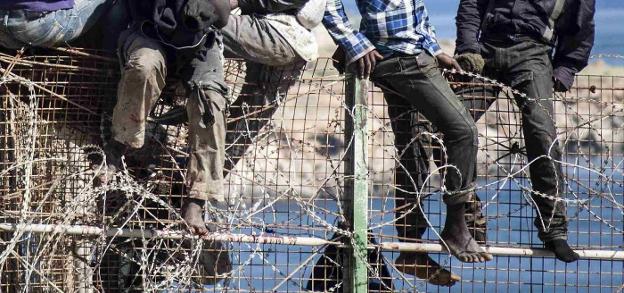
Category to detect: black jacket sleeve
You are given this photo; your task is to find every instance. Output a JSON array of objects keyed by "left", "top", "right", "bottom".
[
  {"left": 237, "top": 0, "right": 309, "bottom": 14},
  {"left": 128, "top": 0, "right": 153, "bottom": 22},
  {"left": 552, "top": 0, "right": 596, "bottom": 90},
  {"left": 455, "top": 0, "right": 487, "bottom": 55}
]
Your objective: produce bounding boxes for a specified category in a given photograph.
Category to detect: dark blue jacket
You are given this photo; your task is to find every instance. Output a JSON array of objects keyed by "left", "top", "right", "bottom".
[{"left": 456, "top": 0, "right": 595, "bottom": 90}]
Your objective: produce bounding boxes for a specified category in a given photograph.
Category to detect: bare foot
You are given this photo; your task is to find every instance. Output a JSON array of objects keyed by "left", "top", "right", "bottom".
[
  {"left": 91, "top": 140, "right": 126, "bottom": 187},
  {"left": 395, "top": 252, "right": 460, "bottom": 286},
  {"left": 441, "top": 204, "right": 493, "bottom": 263},
  {"left": 465, "top": 199, "right": 488, "bottom": 244},
  {"left": 182, "top": 199, "right": 209, "bottom": 235}
]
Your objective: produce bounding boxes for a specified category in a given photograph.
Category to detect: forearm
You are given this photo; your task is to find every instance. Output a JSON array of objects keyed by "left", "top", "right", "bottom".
[
  {"left": 455, "top": 0, "right": 484, "bottom": 54},
  {"left": 553, "top": 0, "right": 596, "bottom": 90},
  {"left": 322, "top": 0, "right": 374, "bottom": 64}
]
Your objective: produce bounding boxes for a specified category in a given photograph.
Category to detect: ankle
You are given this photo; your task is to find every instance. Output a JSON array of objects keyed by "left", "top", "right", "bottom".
[
  {"left": 545, "top": 239, "right": 568, "bottom": 247},
  {"left": 106, "top": 139, "right": 127, "bottom": 154},
  {"left": 446, "top": 203, "right": 467, "bottom": 219}
]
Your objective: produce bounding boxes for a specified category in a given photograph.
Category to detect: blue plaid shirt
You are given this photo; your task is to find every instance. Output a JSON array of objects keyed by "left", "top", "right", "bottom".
[{"left": 322, "top": 0, "right": 442, "bottom": 64}]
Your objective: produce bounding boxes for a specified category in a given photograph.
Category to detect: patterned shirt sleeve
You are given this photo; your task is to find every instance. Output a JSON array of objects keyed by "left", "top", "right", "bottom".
[
  {"left": 419, "top": 8, "right": 443, "bottom": 56},
  {"left": 322, "top": 0, "right": 375, "bottom": 64}
]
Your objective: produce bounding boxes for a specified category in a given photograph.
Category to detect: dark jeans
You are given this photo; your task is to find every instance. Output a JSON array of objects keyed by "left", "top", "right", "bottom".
[
  {"left": 370, "top": 52, "right": 479, "bottom": 241},
  {"left": 412, "top": 39, "right": 568, "bottom": 242},
  {"left": 0, "top": 0, "right": 121, "bottom": 49}
]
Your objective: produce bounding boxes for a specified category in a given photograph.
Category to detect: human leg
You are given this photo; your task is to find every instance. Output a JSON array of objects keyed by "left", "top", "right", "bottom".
[
  {"left": 183, "top": 88, "right": 228, "bottom": 232},
  {"left": 453, "top": 80, "right": 500, "bottom": 242},
  {"left": 386, "top": 101, "right": 433, "bottom": 242},
  {"left": 95, "top": 29, "right": 167, "bottom": 186},
  {"left": 398, "top": 78, "right": 496, "bottom": 247},
  {"left": 179, "top": 38, "right": 230, "bottom": 234},
  {"left": 505, "top": 41, "right": 576, "bottom": 262},
  {"left": 112, "top": 30, "right": 167, "bottom": 149},
  {"left": 372, "top": 53, "right": 491, "bottom": 263},
  {"left": 385, "top": 94, "right": 460, "bottom": 285},
  {"left": 221, "top": 14, "right": 300, "bottom": 66},
  {"left": 179, "top": 40, "right": 233, "bottom": 282}
]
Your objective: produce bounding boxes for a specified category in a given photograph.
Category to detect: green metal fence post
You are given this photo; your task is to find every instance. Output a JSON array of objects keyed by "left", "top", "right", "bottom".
[{"left": 344, "top": 74, "right": 369, "bottom": 293}]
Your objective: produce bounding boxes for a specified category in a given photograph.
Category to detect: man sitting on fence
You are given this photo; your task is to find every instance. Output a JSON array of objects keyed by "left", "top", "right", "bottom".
[
  {"left": 322, "top": 0, "right": 493, "bottom": 286},
  {"left": 159, "top": 0, "right": 325, "bottom": 174},
  {"left": 96, "top": 0, "right": 233, "bottom": 281},
  {"left": 0, "top": 0, "right": 127, "bottom": 51},
  {"left": 443, "top": 0, "right": 596, "bottom": 263}
]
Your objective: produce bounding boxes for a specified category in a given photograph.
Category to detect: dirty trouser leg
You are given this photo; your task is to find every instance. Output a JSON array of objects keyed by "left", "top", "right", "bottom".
[
  {"left": 112, "top": 30, "right": 167, "bottom": 149},
  {"left": 182, "top": 41, "right": 232, "bottom": 282},
  {"left": 220, "top": 13, "right": 304, "bottom": 172},
  {"left": 186, "top": 90, "right": 227, "bottom": 202},
  {"left": 224, "top": 61, "right": 304, "bottom": 173},
  {"left": 221, "top": 14, "right": 300, "bottom": 66},
  {"left": 372, "top": 53, "right": 479, "bottom": 241},
  {"left": 184, "top": 41, "right": 229, "bottom": 203},
  {"left": 505, "top": 42, "right": 567, "bottom": 242}
]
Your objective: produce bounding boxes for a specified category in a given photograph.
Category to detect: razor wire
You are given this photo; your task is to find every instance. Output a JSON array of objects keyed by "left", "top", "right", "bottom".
[{"left": 0, "top": 50, "right": 622, "bottom": 292}]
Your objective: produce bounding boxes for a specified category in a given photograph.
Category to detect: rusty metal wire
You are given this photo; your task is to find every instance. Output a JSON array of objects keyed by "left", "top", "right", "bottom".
[{"left": 0, "top": 48, "right": 622, "bottom": 292}]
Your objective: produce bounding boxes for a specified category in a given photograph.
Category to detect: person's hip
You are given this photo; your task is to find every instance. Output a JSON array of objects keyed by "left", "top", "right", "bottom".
[
  {"left": 0, "top": 9, "right": 59, "bottom": 48},
  {"left": 372, "top": 51, "right": 439, "bottom": 78},
  {"left": 0, "top": 0, "right": 111, "bottom": 48}
]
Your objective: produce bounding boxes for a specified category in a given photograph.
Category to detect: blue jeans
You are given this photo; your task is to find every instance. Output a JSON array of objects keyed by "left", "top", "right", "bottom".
[{"left": 0, "top": 0, "right": 114, "bottom": 49}]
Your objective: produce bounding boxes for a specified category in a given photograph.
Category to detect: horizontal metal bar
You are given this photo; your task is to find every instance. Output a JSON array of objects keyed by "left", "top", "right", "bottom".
[
  {"left": 4, "top": 223, "right": 619, "bottom": 260},
  {"left": 0, "top": 223, "right": 339, "bottom": 247},
  {"left": 379, "top": 242, "right": 624, "bottom": 261}
]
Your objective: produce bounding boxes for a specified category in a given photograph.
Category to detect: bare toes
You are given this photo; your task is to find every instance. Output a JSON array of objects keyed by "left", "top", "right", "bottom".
[
  {"left": 482, "top": 253, "right": 493, "bottom": 261},
  {"left": 197, "top": 226, "right": 209, "bottom": 236},
  {"left": 478, "top": 254, "right": 485, "bottom": 262},
  {"left": 189, "top": 225, "right": 207, "bottom": 236},
  {"left": 458, "top": 254, "right": 470, "bottom": 263}
]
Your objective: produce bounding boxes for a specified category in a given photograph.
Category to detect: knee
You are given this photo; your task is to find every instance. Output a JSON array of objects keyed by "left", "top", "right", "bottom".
[
  {"left": 451, "top": 121, "right": 479, "bottom": 148},
  {"left": 125, "top": 48, "right": 166, "bottom": 80}
]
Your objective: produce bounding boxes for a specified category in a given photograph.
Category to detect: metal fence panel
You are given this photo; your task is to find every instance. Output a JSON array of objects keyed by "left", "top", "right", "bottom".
[{"left": 0, "top": 49, "right": 622, "bottom": 292}]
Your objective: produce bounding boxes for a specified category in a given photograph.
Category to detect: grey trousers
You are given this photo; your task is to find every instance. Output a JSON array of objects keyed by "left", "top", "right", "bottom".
[
  {"left": 371, "top": 52, "right": 479, "bottom": 240},
  {"left": 112, "top": 28, "right": 228, "bottom": 202},
  {"left": 221, "top": 14, "right": 305, "bottom": 172},
  {"left": 463, "top": 39, "right": 568, "bottom": 241},
  {"left": 411, "top": 39, "right": 568, "bottom": 242}
]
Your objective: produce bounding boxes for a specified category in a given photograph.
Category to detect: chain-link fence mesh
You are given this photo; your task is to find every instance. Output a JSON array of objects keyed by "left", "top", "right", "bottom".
[{"left": 0, "top": 48, "right": 622, "bottom": 292}]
